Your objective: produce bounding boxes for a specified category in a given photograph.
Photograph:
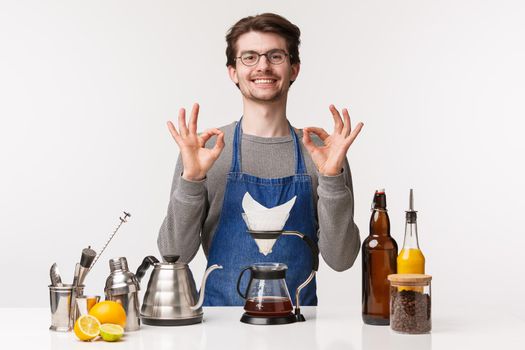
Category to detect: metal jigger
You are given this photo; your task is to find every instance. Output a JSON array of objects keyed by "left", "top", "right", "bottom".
[{"left": 247, "top": 229, "right": 320, "bottom": 323}]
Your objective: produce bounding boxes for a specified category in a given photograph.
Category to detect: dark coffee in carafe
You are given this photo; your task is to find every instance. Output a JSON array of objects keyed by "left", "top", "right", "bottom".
[{"left": 244, "top": 296, "right": 293, "bottom": 317}]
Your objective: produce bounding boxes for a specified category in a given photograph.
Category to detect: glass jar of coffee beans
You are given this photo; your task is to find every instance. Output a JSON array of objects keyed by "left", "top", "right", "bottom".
[{"left": 387, "top": 274, "right": 432, "bottom": 334}]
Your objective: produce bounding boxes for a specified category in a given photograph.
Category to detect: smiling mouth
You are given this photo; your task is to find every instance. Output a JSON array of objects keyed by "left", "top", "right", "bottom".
[{"left": 252, "top": 78, "right": 277, "bottom": 84}]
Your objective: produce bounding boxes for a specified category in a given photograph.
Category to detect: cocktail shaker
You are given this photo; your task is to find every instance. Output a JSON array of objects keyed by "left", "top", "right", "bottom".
[{"left": 104, "top": 257, "right": 140, "bottom": 331}]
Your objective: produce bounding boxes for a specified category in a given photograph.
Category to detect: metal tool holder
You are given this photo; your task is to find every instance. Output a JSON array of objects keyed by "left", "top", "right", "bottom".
[{"left": 65, "top": 211, "right": 131, "bottom": 328}]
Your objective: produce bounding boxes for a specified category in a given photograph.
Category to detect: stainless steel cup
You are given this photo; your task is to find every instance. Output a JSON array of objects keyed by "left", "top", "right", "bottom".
[{"left": 49, "top": 284, "right": 84, "bottom": 332}]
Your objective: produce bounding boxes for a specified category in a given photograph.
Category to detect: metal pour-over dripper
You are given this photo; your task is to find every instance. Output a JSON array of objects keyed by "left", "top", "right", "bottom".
[{"left": 241, "top": 193, "right": 319, "bottom": 324}]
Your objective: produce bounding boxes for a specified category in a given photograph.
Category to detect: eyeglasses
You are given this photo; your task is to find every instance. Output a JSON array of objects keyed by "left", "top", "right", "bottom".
[{"left": 235, "top": 49, "right": 291, "bottom": 66}]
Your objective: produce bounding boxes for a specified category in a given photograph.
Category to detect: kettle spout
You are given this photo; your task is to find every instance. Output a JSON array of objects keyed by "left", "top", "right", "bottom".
[{"left": 190, "top": 264, "right": 223, "bottom": 310}]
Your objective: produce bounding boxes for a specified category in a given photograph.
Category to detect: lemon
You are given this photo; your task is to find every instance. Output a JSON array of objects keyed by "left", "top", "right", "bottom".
[
  {"left": 89, "top": 300, "right": 127, "bottom": 328},
  {"left": 74, "top": 315, "right": 100, "bottom": 341},
  {"left": 99, "top": 323, "right": 124, "bottom": 342}
]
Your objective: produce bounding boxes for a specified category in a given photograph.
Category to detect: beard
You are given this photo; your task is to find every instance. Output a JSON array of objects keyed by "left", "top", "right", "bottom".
[
  {"left": 243, "top": 88, "right": 284, "bottom": 102},
  {"left": 238, "top": 79, "right": 289, "bottom": 103}
]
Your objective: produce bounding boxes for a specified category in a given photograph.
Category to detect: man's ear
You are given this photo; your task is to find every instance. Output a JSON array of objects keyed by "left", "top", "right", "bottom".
[
  {"left": 228, "top": 65, "right": 239, "bottom": 84},
  {"left": 290, "top": 63, "right": 300, "bottom": 82}
]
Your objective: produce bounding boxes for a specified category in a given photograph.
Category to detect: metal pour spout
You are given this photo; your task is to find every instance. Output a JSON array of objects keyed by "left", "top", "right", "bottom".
[
  {"left": 406, "top": 188, "right": 418, "bottom": 224},
  {"left": 190, "top": 264, "right": 223, "bottom": 310}
]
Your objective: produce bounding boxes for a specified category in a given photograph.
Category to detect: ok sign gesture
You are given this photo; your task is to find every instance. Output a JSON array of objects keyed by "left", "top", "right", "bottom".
[
  {"left": 302, "top": 105, "right": 363, "bottom": 176},
  {"left": 167, "top": 103, "right": 225, "bottom": 181}
]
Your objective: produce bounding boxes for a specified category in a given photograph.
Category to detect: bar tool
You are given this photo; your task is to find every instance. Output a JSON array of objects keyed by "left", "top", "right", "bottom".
[
  {"left": 78, "top": 246, "right": 97, "bottom": 286},
  {"left": 69, "top": 263, "right": 81, "bottom": 325},
  {"left": 69, "top": 246, "right": 97, "bottom": 324},
  {"left": 49, "top": 284, "right": 84, "bottom": 332},
  {"left": 50, "top": 263, "right": 63, "bottom": 287},
  {"left": 90, "top": 211, "right": 131, "bottom": 270},
  {"left": 105, "top": 257, "right": 141, "bottom": 331}
]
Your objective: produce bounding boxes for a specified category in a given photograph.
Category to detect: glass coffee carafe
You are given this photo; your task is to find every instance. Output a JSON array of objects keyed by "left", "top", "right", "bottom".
[{"left": 237, "top": 263, "right": 295, "bottom": 324}]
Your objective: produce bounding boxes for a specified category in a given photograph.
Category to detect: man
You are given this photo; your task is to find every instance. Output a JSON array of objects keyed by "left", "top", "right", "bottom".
[{"left": 158, "top": 13, "right": 363, "bottom": 306}]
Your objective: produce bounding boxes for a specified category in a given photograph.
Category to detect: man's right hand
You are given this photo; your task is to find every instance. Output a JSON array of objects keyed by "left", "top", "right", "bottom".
[{"left": 167, "top": 103, "right": 225, "bottom": 181}]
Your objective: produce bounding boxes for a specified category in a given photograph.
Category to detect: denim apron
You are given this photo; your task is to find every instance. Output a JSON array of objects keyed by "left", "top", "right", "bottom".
[{"left": 203, "top": 120, "right": 318, "bottom": 306}]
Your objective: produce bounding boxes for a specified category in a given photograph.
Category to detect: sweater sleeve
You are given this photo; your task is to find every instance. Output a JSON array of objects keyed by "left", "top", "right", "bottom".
[
  {"left": 157, "top": 155, "right": 208, "bottom": 263},
  {"left": 316, "top": 158, "right": 361, "bottom": 271}
]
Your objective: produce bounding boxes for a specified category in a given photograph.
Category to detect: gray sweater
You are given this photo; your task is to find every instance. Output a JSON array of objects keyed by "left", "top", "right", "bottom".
[{"left": 158, "top": 121, "right": 360, "bottom": 271}]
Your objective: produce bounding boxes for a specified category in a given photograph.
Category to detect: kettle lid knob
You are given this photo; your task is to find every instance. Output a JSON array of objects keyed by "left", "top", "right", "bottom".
[{"left": 163, "top": 255, "right": 180, "bottom": 263}]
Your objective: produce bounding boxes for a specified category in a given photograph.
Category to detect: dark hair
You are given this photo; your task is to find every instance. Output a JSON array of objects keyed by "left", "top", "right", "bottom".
[{"left": 225, "top": 13, "right": 301, "bottom": 67}]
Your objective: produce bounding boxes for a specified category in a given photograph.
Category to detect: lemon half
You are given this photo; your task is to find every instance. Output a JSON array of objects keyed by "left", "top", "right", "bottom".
[
  {"left": 99, "top": 323, "right": 124, "bottom": 342},
  {"left": 74, "top": 315, "right": 100, "bottom": 341}
]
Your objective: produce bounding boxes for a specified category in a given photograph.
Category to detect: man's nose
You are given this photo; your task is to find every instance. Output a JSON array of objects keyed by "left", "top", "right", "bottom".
[{"left": 255, "top": 54, "right": 271, "bottom": 70}]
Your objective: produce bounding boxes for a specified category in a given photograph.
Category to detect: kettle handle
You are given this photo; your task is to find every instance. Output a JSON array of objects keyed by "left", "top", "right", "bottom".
[
  {"left": 236, "top": 266, "right": 252, "bottom": 300},
  {"left": 135, "top": 256, "right": 159, "bottom": 283}
]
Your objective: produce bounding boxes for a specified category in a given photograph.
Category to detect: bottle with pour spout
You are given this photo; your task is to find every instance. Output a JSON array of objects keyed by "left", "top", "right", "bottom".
[
  {"left": 397, "top": 189, "right": 425, "bottom": 274},
  {"left": 362, "top": 189, "right": 398, "bottom": 325}
]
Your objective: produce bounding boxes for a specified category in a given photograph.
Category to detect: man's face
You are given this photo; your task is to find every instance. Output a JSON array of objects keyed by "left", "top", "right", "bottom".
[{"left": 228, "top": 31, "right": 300, "bottom": 103}]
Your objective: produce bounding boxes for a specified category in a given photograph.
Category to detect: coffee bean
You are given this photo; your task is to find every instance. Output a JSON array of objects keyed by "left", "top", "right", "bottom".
[{"left": 390, "top": 289, "right": 431, "bottom": 334}]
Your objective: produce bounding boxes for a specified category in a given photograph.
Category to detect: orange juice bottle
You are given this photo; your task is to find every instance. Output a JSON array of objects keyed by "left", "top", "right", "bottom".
[{"left": 397, "top": 189, "right": 425, "bottom": 275}]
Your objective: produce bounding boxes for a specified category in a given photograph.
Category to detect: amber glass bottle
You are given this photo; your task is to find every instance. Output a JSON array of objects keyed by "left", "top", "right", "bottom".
[{"left": 362, "top": 189, "right": 398, "bottom": 325}]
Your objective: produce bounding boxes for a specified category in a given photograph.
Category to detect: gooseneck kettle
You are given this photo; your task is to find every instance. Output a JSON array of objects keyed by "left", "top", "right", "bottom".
[{"left": 135, "top": 255, "right": 222, "bottom": 326}]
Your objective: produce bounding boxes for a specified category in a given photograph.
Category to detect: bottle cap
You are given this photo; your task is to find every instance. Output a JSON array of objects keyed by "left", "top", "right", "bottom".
[{"left": 372, "top": 189, "right": 387, "bottom": 210}]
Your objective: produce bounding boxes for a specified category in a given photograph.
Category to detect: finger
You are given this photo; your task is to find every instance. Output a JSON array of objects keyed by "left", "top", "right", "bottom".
[
  {"left": 329, "top": 105, "right": 343, "bottom": 134},
  {"left": 178, "top": 108, "right": 189, "bottom": 136},
  {"left": 342, "top": 108, "right": 351, "bottom": 137},
  {"left": 305, "top": 127, "right": 330, "bottom": 141},
  {"left": 199, "top": 128, "right": 221, "bottom": 147},
  {"left": 302, "top": 128, "right": 317, "bottom": 154},
  {"left": 189, "top": 103, "right": 199, "bottom": 134},
  {"left": 345, "top": 122, "right": 364, "bottom": 147},
  {"left": 210, "top": 131, "right": 225, "bottom": 158},
  {"left": 167, "top": 121, "right": 182, "bottom": 144}
]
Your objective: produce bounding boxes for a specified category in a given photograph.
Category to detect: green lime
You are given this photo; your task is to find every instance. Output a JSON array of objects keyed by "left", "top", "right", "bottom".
[{"left": 99, "top": 323, "right": 124, "bottom": 342}]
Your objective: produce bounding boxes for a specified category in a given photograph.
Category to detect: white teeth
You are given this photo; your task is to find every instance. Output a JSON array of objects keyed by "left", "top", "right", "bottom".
[{"left": 254, "top": 79, "right": 275, "bottom": 84}]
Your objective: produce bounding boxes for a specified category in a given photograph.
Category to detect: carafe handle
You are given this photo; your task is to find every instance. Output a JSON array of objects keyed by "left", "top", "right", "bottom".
[
  {"left": 236, "top": 266, "right": 252, "bottom": 300},
  {"left": 135, "top": 256, "right": 159, "bottom": 283}
]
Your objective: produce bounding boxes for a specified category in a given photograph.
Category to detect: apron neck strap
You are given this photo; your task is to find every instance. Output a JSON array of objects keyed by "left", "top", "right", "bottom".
[{"left": 230, "top": 118, "right": 307, "bottom": 174}]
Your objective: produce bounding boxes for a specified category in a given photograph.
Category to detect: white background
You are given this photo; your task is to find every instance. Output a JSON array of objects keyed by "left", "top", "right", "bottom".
[{"left": 1, "top": 0, "right": 524, "bottom": 318}]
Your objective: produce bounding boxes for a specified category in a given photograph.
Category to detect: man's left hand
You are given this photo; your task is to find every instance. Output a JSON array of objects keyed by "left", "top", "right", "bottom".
[{"left": 303, "top": 105, "right": 364, "bottom": 176}]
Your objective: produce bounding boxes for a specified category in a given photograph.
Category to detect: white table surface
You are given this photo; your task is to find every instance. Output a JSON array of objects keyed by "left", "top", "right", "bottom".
[{"left": 1, "top": 306, "right": 523, "bottom": 350}]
